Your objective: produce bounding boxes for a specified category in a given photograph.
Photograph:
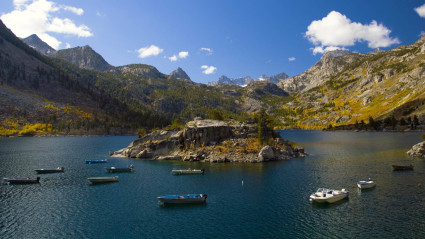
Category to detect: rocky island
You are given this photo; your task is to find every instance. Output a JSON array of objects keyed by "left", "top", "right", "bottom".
[
  {"left": 110, "top": 118, "right": 306, "bottom": 163},
  {"left": 407, "top": 141, "right": 425, "bottom": 159}
]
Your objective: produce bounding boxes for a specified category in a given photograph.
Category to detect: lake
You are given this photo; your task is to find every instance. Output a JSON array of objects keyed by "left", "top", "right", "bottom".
[{"left": 1, "top": 131, "right": 425, "bottom": 238}]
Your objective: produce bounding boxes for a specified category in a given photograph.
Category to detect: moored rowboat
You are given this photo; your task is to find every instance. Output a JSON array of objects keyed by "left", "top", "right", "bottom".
[
  {"left": 88, "top": 176, "right": 118, "bottom": 184},
  {"left": 35, "top": 167, "right": 64, "bottom": 174},
  {"left": 3, "top": 177, "right": 41, "bottom": 184},
  {"left": 392, "top": 164, "right": 414, "bottom": 171},
  {"left": 86, "top": 159, "right": 107, "bottom": 164},
  {"left": 171, "top": 168, "right": 205, "bottom": 175},
  {"left": 357, "top": 179, "right": 376, "bottom": 189},
  {"left": 105, "top": 165, "right": 134, "bottom": 173},
  {"left": 157, "top": 194, "right": 207, "bottom": 204}
]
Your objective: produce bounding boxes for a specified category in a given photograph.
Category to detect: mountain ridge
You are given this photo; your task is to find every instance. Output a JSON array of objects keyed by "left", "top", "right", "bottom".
[{"left": 210, "top": 72, "right": 289, "bottom": 86}]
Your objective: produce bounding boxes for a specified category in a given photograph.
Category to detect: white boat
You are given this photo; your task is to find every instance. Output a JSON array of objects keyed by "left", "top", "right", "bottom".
[
  {"left": 157, "top": 194, "right": 207, "bottom": 204},
  {"left": 88, "top": 176, "right": 118, "bottom": 184},
  {"left": 309, "top": 188, "right": 349, "bottom": 203},
  {"left": 357, "top": 179, "right": 376, "bottom": 189},
  {"left": 171, "top": 168, "right": 205, "bottom": 175}
]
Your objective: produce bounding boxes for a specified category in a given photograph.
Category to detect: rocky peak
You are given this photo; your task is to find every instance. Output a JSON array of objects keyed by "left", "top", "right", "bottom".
[
  {"left": 21, "top": 34, "right": 56, "bottom": 56},
  {"left": 322, "top": 49, "right": 351, "bottom": 58},
  {"left": 54, "top": 45, "right": 112, "bottom": 71},
  {"left": 168, "top": 67, "right": 191, "bottom": 81}
]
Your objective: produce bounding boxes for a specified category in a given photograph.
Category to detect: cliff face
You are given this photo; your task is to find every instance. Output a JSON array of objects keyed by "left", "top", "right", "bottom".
[{"left": 110, "top": 119, "right": 306, "bottom": 163}]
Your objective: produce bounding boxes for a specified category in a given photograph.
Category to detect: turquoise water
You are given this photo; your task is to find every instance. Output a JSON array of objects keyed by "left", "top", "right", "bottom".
[{"left": 1, "top": 131, "right": 425, "bottom": 238}]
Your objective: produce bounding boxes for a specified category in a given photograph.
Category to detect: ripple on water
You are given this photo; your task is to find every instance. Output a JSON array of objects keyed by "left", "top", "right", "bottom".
[{"left": 1, "top": 133, "right": 425, "bottom": 238}]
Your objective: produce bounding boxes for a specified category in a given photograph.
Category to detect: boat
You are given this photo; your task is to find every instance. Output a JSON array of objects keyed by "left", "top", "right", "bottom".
[
  {"left": 357, "top": 179, "right": 376, "bottom": 189},
  {"left": 392, "top": 164, "right": 414, "bottom": 171},
  {"left": 105, "top": 165, "right": 134, "bottom": 173},
  {"left": 88, "top": 176, "right": 118, "bottom": 184},
  {"left": 3, "top": 177, "right": 41, "bottom": 184},
  {"left": 157, "top": 194, "right": 207, "bottom": 204},
  {"left": 171, "top": 168, "right": 205, "bottom": 175},
  {"left": 309, "top": 188, "right": 349, "bottom": 203},
  {"left": 35, "top": 167, "right": 64, "bottom": 174},
  {"left": 85, "top": 159, "right": 107, "bottom": 164}
]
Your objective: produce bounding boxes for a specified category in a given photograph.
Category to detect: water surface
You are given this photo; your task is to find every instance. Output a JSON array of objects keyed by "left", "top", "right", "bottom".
[{"left": 1, "top": 131, "right": 424, "bottom": 238}]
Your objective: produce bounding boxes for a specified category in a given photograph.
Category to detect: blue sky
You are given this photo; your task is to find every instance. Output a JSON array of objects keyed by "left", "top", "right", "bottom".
[{"left": 1, "top": 0, "right": 425, "bottom": 84}]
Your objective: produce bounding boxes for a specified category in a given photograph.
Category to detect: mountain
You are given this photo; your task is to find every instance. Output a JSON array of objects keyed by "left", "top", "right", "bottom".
[
  {"left": 54, "top": 45, "right": 112, "bottom": 71},
  {"left": 276, "top": 37, "right": 425, "bottom": 128},
  {"left": 260, "top": 72, "right": 289, "bottom": 84},
  {"left": 168, "top": 67, "right": 191, "bottom": 82},
  {"left": 210, "top": 75, "right": 254, "bottom": 86},
  {"left": 21, "top": 34, "right": 56, "bottom": 56},
  {"left": 211, "top": 72, "right": 288, "bottom": 86}
]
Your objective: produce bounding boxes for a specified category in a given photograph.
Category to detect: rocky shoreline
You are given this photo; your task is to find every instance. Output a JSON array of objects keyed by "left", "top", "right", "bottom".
[
  {"left": 407, "top": 141, "right": 425, "bottom": 159},
  {"left": 110, "top": 118, "right": 306, "bottom": 163}
]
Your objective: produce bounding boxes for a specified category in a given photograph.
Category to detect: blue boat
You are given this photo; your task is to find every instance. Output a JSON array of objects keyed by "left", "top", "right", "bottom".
[
  {"left": 85, "top": 159, "right": 107, "bottom": 164},
  {"left": 157, "top": 194, "right": 207, "bottom": 204}
]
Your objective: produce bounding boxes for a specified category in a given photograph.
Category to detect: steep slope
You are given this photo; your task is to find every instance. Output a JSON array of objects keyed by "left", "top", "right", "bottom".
[
  {"left": 54, "top": 45, "right": 112, "bottom": 71},
  {"left": 0, "top": 19, "right": 169, "bottom": 135},
  {"left": 277, "top": 36, "right": 425, "bottom": 129},
  {"left": 21, "top": 34, "right": 56, "bottom": 56}
]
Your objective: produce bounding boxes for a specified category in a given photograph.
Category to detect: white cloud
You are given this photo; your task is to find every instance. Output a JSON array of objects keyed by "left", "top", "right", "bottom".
[
  {"left": 137, "top": 45, "right": 163, "bottom": 58},
  {"left": 13, "top": 0, "right": 30, "bottom": 9},
  {"left": 178, "top": 51, "right": 189, "bottom": 59},
  {"left": 168, "top": 55, "right": 178, "bottom": 61},
  {"left": 201, "top": 65, "right": 217, "bottom": 75},
  {"left": 311, "top": 46, "right": 348, "bottom": 55},
  {"left": 168, "top": 51, "right": 189, "bottom": 61},
  {"left": 65, "top": 42, "right": 71, "bottom": 48},
  {"left": 288, "top": 57, "right": 296, "bottom": 62},
  {"left": 47, "top": 17, "right": 92, "bottom": 37},
  {"left": 200, "top": 47, "right": 213, "bottom": 55},
  {"left": 63, "top": 5, "right": 83, "bottom": 16},
  {"left": 0, "top": 0, "right": 92, "bottom": 49},
  {"left": 305, "top": 11, "right": 399, "bottom": 54},
  {"left": 415, "top": 4, "right": 425, "bottom": 18}
]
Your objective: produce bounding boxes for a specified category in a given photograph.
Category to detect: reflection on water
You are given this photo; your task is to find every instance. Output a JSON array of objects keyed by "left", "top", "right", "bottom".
[{"left": 1, "top": 132, "right": 425, "bottom": 238}]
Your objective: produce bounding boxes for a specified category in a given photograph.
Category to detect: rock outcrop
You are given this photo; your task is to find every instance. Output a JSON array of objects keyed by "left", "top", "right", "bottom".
[
  {"left": 407, "top": 141, "right": 425, "bottom": 159},
  {"left": 110, "top": 118, "right": 306, "bottom": 163}
]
